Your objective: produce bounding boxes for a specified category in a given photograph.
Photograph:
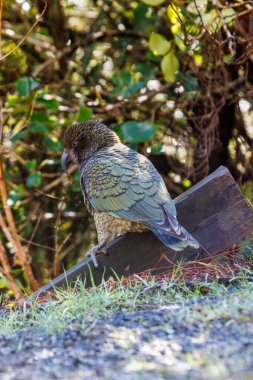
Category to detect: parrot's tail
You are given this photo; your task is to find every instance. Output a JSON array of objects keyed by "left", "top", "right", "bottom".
[{"left": 150, "top": 226, "right": 199, "bottom": 251}]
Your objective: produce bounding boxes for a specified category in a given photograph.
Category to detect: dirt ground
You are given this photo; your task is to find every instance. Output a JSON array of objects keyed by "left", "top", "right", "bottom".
[{"left": 0, "top": 293, "right": 253, "bottom": 380}]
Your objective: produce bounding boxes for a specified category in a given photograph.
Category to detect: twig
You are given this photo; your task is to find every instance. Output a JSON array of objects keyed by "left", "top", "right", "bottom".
[
  {"left": 58, "top": 232, "right": 91, "bottom": 261},
  {"left": 1, "top": 29, "right": 56, "bottom": 52},
  {"left": 0, "top": 0, "right": 2, "bottom": 144},
  {"left": 57, "top": 232, "right": 72, "bottom": 255},
  {"left": 32, "top": 29, "right": 147, "bottom": 77},
  {"left": 0, "top": 99, "right": 2, "bottom": 146},
  {"left": 0, "top": 212, "right": 16, "bottom": 248},
  {"left": 35, "top": 188, "right": 65, "bottom": 201},
  {"left": 0, "top": 0, "right": 2, "bottom": 58},
  {"left": 43, "top": 164, "right": 76, "bottom": 193},
  {"left": 0, "top": 16, "right": 39, "bottom": 289},
  {"left": 27, "top": 213, "right": 42, "bottom": 252},
  {"left": 53, "top": 199, "right": 64, "bottom": 277},
  {"left": 0, "top": 161, "right": 39, "bottom": 290},
  {"left": 0, "top": 2, "right": 47, "bottom": 62},
  {"left": 0, "top": 243, "right": 21, "bottom": 298},
  {"left": 19, "top": 237, "right": 55, "bottom": 252}
]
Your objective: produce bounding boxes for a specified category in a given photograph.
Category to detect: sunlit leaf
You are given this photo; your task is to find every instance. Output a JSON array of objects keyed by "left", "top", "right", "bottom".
[
  {"left": 121, "top": 121, "right": 157, "bottom": 143},
  {"left": 161, "top": 51, "right": 179, "bottom": 82},
  {"left": 174, "top": 33, "right": 186, "bottom": 51},
  {"left": 196, "top": 10, "right": 220, "bottom": 33},
  {"left": 187, "top": 0, "right": 207, "bottom": 15},
  {"left": 167, "top": 3, "right": 183, "bottom": 24},
  {"left": 182, "top": 178, "right": 191, "bottom": 187},
  {"left": 221, "top": 8, "right": 236, "bottom": 25},
  {"left": 142, "top": 0, "right": 166, "bottom": 6},
  {"left": 194, "top": 53, "right": 203, "bottom": 66},
  {"left": 149, "top": 33, "right": 171, "bottom": 56}
]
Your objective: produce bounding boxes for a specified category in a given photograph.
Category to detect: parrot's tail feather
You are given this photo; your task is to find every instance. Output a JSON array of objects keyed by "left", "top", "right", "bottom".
[{"left": 150, "top": 226, "right": 199, "bottom": 251}]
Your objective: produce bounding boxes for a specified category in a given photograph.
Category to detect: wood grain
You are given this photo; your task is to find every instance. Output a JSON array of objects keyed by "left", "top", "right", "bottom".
[{"left": 36, "top": 166, "right": 253, "bottom": 295}]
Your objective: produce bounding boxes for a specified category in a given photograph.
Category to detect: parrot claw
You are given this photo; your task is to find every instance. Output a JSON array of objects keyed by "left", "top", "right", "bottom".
[
  {"left": 85, "top": 245, "right": 99, "bottom": 268},
  {"left": 87, "top": 249, "right": 99, "bottom": 268},
  {"left": 85, "top": 240, "right": 108, "bottom": 268}
]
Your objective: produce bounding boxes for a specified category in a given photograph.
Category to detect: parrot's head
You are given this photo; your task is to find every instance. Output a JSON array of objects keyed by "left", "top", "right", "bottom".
[{"left": 61, "top": 119, "right": 120, "bottom": 172}]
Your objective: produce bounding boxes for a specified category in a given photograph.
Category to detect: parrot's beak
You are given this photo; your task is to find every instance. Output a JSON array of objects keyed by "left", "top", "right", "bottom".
[{"left": 61, "top": 150, "right": 70, "bottom": 173}]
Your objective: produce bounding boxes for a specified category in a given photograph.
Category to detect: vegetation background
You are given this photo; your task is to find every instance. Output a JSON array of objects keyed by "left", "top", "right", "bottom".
[{"left": 0, "top": 0, "right": 252, "bottom": 297}]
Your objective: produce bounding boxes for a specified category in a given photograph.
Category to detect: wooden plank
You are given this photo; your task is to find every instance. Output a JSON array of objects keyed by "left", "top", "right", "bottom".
[{"left": 36, "top": 166, "right": 253, "bottom": 295}]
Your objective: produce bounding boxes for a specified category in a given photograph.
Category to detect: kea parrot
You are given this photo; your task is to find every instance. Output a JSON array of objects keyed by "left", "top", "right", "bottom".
[{"left": 61, "top": 119, "right": 201, "bottom": 267}]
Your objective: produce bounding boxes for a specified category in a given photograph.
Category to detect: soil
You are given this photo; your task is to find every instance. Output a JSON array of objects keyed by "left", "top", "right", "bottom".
[{"left": 0, "top": 296, "right": 253, "bottom": 380}]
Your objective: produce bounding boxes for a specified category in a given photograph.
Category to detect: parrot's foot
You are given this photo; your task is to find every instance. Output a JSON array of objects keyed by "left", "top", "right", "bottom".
[{"left": 85, "top": 241, "right": 107, "bottom": 268}]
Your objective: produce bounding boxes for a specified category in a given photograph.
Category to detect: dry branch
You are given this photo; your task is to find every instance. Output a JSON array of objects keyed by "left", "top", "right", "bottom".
[
  {"left": 0, "top": 161, "right": 39, "bottom": 290},
  {"left": 0, "top": 3, "right": 48, "bottom": 62},
  {"left": 0, "top": 243, "right": 20, "bottom": 298}
]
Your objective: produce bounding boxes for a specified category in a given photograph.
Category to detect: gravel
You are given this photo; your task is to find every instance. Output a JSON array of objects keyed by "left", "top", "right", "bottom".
[{"left": 0, "top": 296, "right": 253, "bottom": 380}]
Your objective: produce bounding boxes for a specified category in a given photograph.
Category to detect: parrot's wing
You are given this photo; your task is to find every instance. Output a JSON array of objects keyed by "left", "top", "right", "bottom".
[{"left": 81, "top": 145, "right": 182, "bottom": 238}]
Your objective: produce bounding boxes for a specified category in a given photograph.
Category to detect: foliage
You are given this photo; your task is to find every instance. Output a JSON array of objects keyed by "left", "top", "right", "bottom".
[{"left": 0, "top": 0, "right": 253, "bottom": 295}]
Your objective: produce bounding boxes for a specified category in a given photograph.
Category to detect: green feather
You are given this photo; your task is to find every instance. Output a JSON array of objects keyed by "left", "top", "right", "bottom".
[{"left": 81, "top": 143, "right": 175, "bottom": 225}]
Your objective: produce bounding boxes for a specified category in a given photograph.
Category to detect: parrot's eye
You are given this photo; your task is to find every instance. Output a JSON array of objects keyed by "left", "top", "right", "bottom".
[{"left": 72, "top": 141, "right": 78, "bottom": 148}]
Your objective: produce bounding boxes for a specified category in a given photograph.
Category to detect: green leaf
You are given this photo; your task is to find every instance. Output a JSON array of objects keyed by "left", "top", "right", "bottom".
[
  {"left": 8, "top": 185, "right": 26, "bottom": 202},
  {"left": 149, "top": 33, "right": 171, "bottom": 56},
  {"left": 121, "top": 121, "right": 157, "bottom": 143},
  {"left": 38, "top": 97, "right": 60, "bottom": 110},
  {"left": 43, "top": 136, "right": 62, "bottom": 153},
  {"left": 133, "top": 3, "right": 149, "bottom": 32},
  {"left": 223, "top": 54, "right": 233, "bottom": 63},
  {"left": 78, "top": 107, "right": 93, "bottom": 122},
  {"left": 10, "top": 130, "right": 27, "bottom": 143},
  {"left": 178, "top": 72, "right": 198, "bottom": 92},
  {"left": 25, "top": 159, "right": 37, "bottom": 172},
  {"left": 0, "top": 276, "right": 9, "bottom": 289},
  {"left": 26, "top": 172, "right": 42, "bottom": 188},
  {"left": 150, "top": 142, "right": 163, "bottom": 155},
  {"left": 109, "top": 85, "right": 125, "bottom": 98},
  {"left": 29, "top": 112, "right": 52, "bottom": 133},
  {"left": 161, "top": 51, "right": 179, "bottom": 82},
  {"left": 6, "top": 95, "right": 20, "bottom": 107},
  {"left": 16, "top": 77, "right": 39, "bottom": 97},
  {"left": 142, "top": 0, "right": 166, "bottom": 5},
  {"left": 121, "top": 71, "right": 132, "bottom": 86},
  {"left": 128, "top": 81, "right": 144, "bottom": 95},
  {"left": 135, "top": 63, "right": 157, "bottom": 81}
]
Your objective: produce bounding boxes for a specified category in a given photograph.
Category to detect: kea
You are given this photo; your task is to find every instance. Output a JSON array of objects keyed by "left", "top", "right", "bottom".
[{"left": 61, "top": 119, "right": 200, "bottom": 267}]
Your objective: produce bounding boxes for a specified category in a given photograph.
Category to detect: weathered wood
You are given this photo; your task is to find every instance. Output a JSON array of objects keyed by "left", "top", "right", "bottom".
[{"left": 36, "top": 166, "right": 253, "bottom": 295}]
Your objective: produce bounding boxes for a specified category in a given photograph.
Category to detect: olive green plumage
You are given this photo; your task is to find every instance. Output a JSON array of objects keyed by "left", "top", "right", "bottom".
[{"left": 62, "top": 119, "right": 199, "bottom": 254}]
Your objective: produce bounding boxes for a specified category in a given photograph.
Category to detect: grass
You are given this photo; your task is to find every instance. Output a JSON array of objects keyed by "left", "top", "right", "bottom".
[
  {"left": 0, "top": 270, "right": 253, "bottom": 337},
  {"left": 1, "top": 268, "right": 253, "bottom": 380}
]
